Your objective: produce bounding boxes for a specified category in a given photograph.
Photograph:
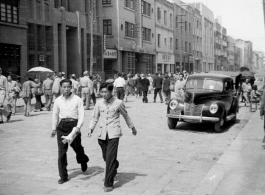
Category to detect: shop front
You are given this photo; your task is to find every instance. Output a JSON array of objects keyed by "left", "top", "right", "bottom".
[
  {"left": 103, "top": 49, "right": 117, "bottom": 79},
  {"left": 156, "top": 53, "right": 175, "bottom": 74}
]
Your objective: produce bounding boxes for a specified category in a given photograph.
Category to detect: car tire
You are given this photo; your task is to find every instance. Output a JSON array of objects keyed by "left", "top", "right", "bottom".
[
  {"left": 168, "top": 117, "right": 178, "bottom": 129},
  {"left": 214, "top": 114, "right": 225, "bottom": 133}
]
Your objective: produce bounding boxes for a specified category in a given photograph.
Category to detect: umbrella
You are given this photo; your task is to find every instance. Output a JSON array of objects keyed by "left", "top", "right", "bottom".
[{"left": 28, "top": 67, "right": 53, "bottom": 73}]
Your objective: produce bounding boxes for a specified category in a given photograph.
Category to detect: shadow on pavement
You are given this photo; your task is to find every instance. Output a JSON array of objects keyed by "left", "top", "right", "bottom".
[
  {"left": 173, "top": 119, "right": 240, "bottom": 134},
  {"left": 114, "top": 172, "right": 147, "bottom": 189},
  {"left": 68, "top": 166, "right": 104, "bottom": 180},
  {"left": 7, "top": 119, "right": 24, "bottom": 123}
]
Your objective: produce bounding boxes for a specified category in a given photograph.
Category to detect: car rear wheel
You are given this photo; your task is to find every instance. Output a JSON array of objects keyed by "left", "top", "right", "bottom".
[
  {"left": 168, "top": 117, "right": 178, "bottom": 129},
  {"left": 214, "top": 114, "right": 225, "bottom": 133}
]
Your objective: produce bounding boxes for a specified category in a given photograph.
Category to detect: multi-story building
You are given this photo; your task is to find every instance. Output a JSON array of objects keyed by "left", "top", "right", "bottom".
[
  {"left": 102, "top": 0, "right": 156, "bottom": 78},
  {"left": 234, "top": 46, "right": 242, "bottom": 69},
  {"left": 0, "top": 0, "right": 27, "bottom": 77},
  {"left": 214, "top": 18, "right": 222, "bottom": 70},
  {"left": 235, "top": 39, "right": 253, "bottom": 70},
  {"left": 0, "top": 0, "right": 103, "bottom": 79},
  {"left": 258, "top": 52, "right": 264, "bottom": 71},
  {"left": 155, "top": 0, "right": 174, "bottom": 74},
  {"left": 191, "top": 2, "right": 214, "bottom": 72},
  {"left": 227, "top": 36, "right": 235, "bottom": 71},
  {"left": 253, "top": 51, "right": 265, "bottom": 71},
  {"left": 191, "top": 5, "right": 202, "bottom": 72},
  {"left": 221, "top": 27, "right": 228, "bottom": 70}
]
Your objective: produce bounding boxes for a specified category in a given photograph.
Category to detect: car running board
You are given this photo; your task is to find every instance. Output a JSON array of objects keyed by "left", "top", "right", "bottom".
[{"left": 226, "top": 114, "right": 236, "bottom": 121}]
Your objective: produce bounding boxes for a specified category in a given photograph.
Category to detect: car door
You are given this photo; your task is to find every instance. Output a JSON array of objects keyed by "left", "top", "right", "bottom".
[{"left": 223, "top": 79, "right": 233, "bottom": 111}]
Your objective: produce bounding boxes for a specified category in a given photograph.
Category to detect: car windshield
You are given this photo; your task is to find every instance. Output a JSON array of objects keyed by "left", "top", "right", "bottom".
[{"left": 186, "top": 78, "right": 223, "bottom": 91}]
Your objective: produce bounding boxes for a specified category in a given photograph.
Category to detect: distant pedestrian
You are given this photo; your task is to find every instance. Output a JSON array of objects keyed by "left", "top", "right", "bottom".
[
  {"left": 7, "top": 75, "right": 19, "bottom": 115},
  {"left": 70, "top": 74, "right": 80, "bottom": 96},
  {"left": 52, "top": 72, "right": 62, "bottom": 100},
  {"left": 21, "top": 77, "right": 40, "bottom": 116},
  {"left": 113, "top": 72, "right": 126, "bottom": 100},
  {"left": 43, "top": 74, "right": 54, "bottom": 111},
  {"left": 88, "top": 82, "right": 137, "bottom": 192},
  {"left": 34, "top": 78, "right": 44, "bottom": 112},
  {"left": 175, "top": 73, "right": 186, "bottom": 99},
  {"left": 140, "top": 74, "right": 150, "bottom": 103},
  {"left": 51, "top": 79, "right": 89, "bottom": 184},
  {"left": 79, "top": 71, "right": 92, "bottom": 110},
  {"left": 162, "top": 74, "right": 171, "bottom": 104},
  {"left": 135, "top": 74, "right": 143, "bottom": 98},
  {"left": 153, "top": 72, "right": 163, "bottom": 103},
  {"left": 0, "top": 69, "right": 12, "bottom": 123},
  {"left": 89, "top": 75, "right": 96, "bottom": 106},
  {"left": 147, "top": 74, "right": 153, "bottom": 94}
]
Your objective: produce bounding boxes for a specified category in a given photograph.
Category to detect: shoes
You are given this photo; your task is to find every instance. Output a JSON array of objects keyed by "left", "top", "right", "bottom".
[
  {"left": 153, "top": 101, "right": 156, "bottom": 103},
  {"left": 104, "top": 186, "right": 114, "bottom": 192},
  {"left": 161, "top": 101, "right": 163, "bottom": 103},
  {"left": 0, "top": 121, "right": 3, "bottom": 124},
  {"left": 58, "top": 178, "right": 68, "bottom": 184},
  {"left": 81, "top": 163, "right": 87, "bottom": 172},
  {"left": 6, "top": 112, "right": 11, "bottom": 122},
  {"left": 40, "top": 109, "right": 43, "bottom": 111}
]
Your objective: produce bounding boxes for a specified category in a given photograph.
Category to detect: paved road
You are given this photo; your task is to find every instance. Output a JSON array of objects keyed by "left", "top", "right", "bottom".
[{"left": 0, "top": 94, "right": 253, "bottom": 195}]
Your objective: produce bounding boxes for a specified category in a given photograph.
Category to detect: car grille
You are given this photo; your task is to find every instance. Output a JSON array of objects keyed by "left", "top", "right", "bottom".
[{"left": 184, "top": 103, "right": 204, "bottom": 116}]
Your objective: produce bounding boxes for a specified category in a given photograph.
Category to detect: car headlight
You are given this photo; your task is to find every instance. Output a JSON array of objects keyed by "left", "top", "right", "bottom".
[
  {"left": 210, "top": 103, "right": 218, "bottom": 114},
  {"left": 169, "top": 100, "right": 178, "bottom": 110}
]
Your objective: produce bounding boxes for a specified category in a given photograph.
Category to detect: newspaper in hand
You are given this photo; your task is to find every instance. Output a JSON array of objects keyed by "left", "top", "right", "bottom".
[{"left": 61, "top": 127, "right": 79, "bottom": 145}]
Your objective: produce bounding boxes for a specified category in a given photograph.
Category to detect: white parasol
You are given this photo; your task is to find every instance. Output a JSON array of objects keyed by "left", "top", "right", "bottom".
[{"left": 28, "top": 67, "right": 53, "bottom": 73}]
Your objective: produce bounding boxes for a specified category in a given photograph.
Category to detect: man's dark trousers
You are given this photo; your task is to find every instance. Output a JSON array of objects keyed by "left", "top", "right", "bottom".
[
  {"left": 154, "top": 88, "right": 163, "bottom": 102},
  {"left": 116, "top": 87, "right": 125, "bottom": 100},
  {"left": 56, "top": 120, "right": 89, "bottom": 180},
  {"left": 98, "top": 134, "right": 119, "bottom": 187},
  {"left": 143, "top": 90, "right": 148, "bottom": 103}
]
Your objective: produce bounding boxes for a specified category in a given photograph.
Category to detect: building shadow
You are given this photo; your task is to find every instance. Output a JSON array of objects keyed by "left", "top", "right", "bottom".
[
  {"left": 114, "top": 172, "right": 147, "bottom": 189},
  {"left": 68, "top": 166, "right": 104, "bottom": 180}
]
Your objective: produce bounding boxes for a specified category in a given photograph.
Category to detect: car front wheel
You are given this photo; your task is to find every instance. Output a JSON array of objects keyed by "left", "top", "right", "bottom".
[
  {"left": 214, "top": 114, "right": 225, "bottom": 133},
  {"left": 168, "top": 117, "right": 178, "bottom": 129}
]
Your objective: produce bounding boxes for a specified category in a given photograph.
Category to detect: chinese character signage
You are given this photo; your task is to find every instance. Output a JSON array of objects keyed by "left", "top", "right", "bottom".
[
  {"left": 104, "top": 49, "right": 117, "bottom": 59},
  {"left": 157, "top": 53, "right": 174, "bottom": 64}
]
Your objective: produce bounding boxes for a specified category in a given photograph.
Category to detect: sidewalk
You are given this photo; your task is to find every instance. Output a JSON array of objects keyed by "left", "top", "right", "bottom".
[{"left": 193, "top": 109, "right": 265, "bottom": 195}]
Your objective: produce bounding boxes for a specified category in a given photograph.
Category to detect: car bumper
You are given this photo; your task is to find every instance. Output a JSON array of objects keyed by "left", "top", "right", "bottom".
[{"left": 167, "top": 114, "right": 220, "bottom": 122}]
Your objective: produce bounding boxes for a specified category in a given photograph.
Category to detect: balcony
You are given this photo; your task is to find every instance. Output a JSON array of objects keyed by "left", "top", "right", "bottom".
[{"left": 222, "top": 40, "right": 228, "bottom": 47}]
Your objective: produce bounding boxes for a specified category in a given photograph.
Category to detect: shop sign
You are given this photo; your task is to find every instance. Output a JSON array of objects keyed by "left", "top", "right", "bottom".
[
  {"left": 66, "top": 12, "right": 78, "bottom": 24},
  {"left": 157, "top": 53, "right": 175, "bottom": 64},
  {"left": 104, "top": 49, "right": 117, "bottom": 59}
]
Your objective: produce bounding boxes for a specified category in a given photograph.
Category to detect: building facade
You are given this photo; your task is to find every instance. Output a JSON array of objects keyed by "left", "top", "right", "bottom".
[
  {"left": 0, "top": 0, "right": 104, "bottom": 79},
  {"left": 155, "top": 0, "right": 174, "bottom": 74},
  {"left": 102, "top": 0, "right": 156, "bottom": 78},
  {"left": 191, "top": 2, "right": 214, "bottom": 72},
  {"left": 253, "top": 51, "right": 264, "bottom": 72},
  {"left": 235, "top": 39, "right": 253, "bottom": 70},
  {"left": 234, "top": 46, "right": 242, "bottom": 69},
  {"left": 227, "top": 36, "right": 235, "bottom": 71}
]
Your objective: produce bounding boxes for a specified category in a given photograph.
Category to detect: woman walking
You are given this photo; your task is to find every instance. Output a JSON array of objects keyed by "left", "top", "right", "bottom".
[
  {"left": 21, "top": 77, "right": 39, "bottom": 116},
  {"left": 34, "top": 78, "right": 44, "bottom": 112}
]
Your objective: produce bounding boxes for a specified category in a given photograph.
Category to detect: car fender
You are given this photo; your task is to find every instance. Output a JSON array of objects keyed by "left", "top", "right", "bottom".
[
  {"left": 167, "top": 98, "right": 185, "bottom": 114},
  {"left": 202, "top": 101, "right": 226, "bottom": 118},
  {"left": 231, "top": 96, "right": 239, "bottom": 113}
]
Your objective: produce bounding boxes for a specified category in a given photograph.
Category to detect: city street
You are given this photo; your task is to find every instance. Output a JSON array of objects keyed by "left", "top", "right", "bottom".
[{"left": 0, "top": 94, "right": 254, "bottom": 195}]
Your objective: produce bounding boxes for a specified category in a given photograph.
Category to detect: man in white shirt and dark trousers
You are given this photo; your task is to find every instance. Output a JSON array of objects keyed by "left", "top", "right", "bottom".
[
  {"left": 113, "top": 73, "right": 126, "bottom": 100},
  {"left": 51, "top": 79, "right": 89, "bottom": 184}
]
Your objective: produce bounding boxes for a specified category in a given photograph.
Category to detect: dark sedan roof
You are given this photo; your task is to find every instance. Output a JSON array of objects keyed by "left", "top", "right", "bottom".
[{"left": 189, "top": 73, "right": 232, "bottom": 80}]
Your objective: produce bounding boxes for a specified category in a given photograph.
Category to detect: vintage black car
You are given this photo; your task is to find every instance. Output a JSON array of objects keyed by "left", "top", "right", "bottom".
[{"left": 167, "top": 73, "right": 239, "bottom": 133}]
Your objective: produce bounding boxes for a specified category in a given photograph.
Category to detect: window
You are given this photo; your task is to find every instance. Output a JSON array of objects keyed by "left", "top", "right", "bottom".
[
  {"left": 142, "top": 27, "right": 151, "bottom": 41},
  {"left": 103, "top": 20, "right": 112, "bottom": 35},
  {"left": 164, "top": 38, "right": 167, "bottom": 46},
  {"left": 158, "top": 34, "right": 161, "bottom": 47},
  {"left": 170, "top": 38, "right": 172, "bottom": 49},
  {"left": 36, "top": 0, "right": 41, "bottom": 20},
  {"left": 164, "top": 11, "right": 167, "bottom": 25},
  {"left": 142, "top": 1, "right": 151, "bottom": 16},
  {"left": 157, "top": 7, "right": 161, "bottom": 20},
  {"left": 170, "top": 14, "right": 172, "bottom": 27},
  {"left": 102, "top": 0, "right": 111, "bottom": 5},
  {"left": 176, "top": 16, "right": 178, "bottom": 28},
  {"left": 125, "top": 22, "right": 134, "bottom": 38},
  {"left": 185, "top": 21, "right": 187, "bottom": 31},
  {"left": 185, "top": 42, "right": 187, "bottom": 52},
  {"left": 45, "top": 2, "right": 50, "bottom": 22},
  {"left": 176, "top": 39, "right": 178, "bottom": 50},
  {"left": 189, "top": 23, "right": 191, "bottom": 32},
  {"left": 0, "top": 0, "right": 18, "bottom": 24},
  {"left": 189, "top": 43, "right": 191, "bottom": 53},
  {"left": 181, "top": 41, "right": 183, "bottom": 51},
  {"left": 125, "top": 0, "right": 134, "bottom": 10}
]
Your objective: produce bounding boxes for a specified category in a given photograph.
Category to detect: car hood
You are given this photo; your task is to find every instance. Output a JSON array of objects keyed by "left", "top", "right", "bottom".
[{"left": 184, "top": 89, "right": 223, "bottom": 104}]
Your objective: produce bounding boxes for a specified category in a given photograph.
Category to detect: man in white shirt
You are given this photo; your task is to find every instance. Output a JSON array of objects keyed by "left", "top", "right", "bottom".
[
  {"left": 113, "top": 72, "right": 126, "bottom": 100},
  {"left": 51, "top": 79, "right": 89, "bottom": 184},
  {"left": 79, "top": 71, "right": 92, "bottom": 110}
]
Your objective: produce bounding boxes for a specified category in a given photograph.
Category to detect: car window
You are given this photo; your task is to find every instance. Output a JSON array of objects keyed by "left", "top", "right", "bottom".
[
  {"left": 224, "top": 81, "right": 233, "bottom": 91},
  {"left": 186, "top": 78, "right": 223, "bottom": 91}
]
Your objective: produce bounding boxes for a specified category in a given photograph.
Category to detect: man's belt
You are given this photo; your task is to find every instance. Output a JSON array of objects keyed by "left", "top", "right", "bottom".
[
  {"left": 116, "top": 87, "right": 124, "bottom": 88},
  {"left": 61, "top": 118, "right": 78, "bottom": 122},
  {"left": 81, "top": 86, "right": 88, "bottom": 88},
  {"left": 44, "top": 89, "right": 52, "bottom": 90}
]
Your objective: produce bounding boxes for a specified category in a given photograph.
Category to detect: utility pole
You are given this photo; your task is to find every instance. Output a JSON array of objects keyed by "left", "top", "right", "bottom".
[{"left": 89, "top": 0, "right": 94, "bottom": 76}]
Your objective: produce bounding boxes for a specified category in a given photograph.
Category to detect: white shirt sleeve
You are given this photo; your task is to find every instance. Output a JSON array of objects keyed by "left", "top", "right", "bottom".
[
  {"left": 77, "top": 98, "right": 85, "bottom": 128},
  {"left": 52, "top": 99, "right": 60, "bottom": 130}
]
